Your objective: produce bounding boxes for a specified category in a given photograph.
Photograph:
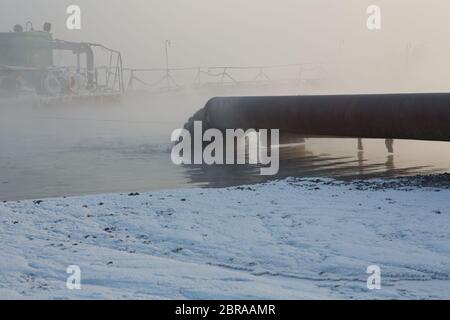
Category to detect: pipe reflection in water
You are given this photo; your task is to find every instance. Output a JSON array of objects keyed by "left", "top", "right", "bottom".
[{"left": 182, "top": 136, "right": 445, "bottom": 188}]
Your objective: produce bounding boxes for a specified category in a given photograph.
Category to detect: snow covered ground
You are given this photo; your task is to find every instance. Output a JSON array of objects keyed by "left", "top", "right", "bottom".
[{"left": 1, "top": 177, "right": 449, "bottom": 299}]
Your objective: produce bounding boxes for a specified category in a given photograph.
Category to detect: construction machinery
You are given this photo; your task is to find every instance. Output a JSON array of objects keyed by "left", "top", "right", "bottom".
[{"left": 0, "top": 22, "right": 123, "bottom": 102}]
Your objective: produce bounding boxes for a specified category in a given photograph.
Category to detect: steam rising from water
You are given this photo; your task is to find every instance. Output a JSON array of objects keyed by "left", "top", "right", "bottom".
[{"left": 1, "top": 1, "right": 450, "bottom": 200}]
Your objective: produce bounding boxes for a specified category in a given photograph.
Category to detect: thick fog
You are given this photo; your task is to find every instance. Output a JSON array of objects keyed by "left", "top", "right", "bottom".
[
  {"left": 2, "top": 1, "right": 450, "bottom": 201},
  {"left": 2, "top": 0, "right": 450, "bottom": 92}
]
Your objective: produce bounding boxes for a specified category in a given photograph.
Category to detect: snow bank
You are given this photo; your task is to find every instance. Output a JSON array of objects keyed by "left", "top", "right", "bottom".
[{"left": 1, "top": 178, "right": 449, "bottom": 299}]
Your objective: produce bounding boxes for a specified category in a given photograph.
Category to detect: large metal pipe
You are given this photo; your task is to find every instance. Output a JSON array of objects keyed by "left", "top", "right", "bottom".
[{"left": 196, "top": 92, "right": 450, "bottom": 142}]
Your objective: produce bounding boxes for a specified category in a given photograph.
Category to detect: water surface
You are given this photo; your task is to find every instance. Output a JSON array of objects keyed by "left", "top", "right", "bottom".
[{"left": 1, "top": 88, "right": 449, "bottom": 201}]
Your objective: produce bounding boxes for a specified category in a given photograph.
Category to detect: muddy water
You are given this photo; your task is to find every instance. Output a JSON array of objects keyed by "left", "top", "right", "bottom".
[{"left": 1, "top": 88, "right": 449, "bottom": 201}]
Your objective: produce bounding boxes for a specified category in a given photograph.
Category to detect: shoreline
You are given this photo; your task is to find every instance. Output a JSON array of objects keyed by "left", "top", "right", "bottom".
[
  {"left": 1, "top": 176, "right": 449, "bottom": 299},
  {"left": 2, "top": 172, "right": 449, "bottom": 203}
]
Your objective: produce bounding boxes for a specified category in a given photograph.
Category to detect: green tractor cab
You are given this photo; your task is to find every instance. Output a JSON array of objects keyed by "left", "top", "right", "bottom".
[{"left": 0, "top": 30, "right": 53, "bottom": 69}]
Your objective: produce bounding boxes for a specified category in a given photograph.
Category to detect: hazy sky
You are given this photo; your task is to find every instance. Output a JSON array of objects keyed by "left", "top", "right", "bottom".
[{"left": 2, "top": 0, "right": 450, "bottom": 92}]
